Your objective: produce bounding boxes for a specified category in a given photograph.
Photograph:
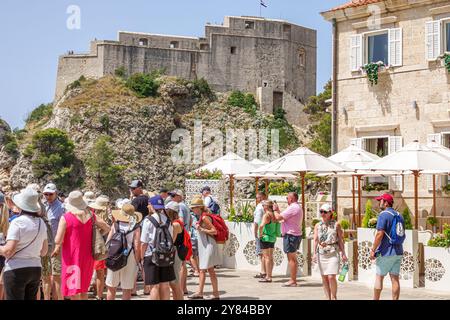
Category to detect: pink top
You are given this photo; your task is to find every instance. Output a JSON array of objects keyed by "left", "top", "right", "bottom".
[
  {"left": 280, "top": 202, "right": 303, "bottom": 237},
  {"left": 61, "top": 212, "right": 95, "bottom": 297}
]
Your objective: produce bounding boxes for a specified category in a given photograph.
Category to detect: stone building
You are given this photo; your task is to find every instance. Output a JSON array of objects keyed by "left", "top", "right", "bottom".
[
  {"left": 55, "top": 16, "right": 317, "bottom": 125},
  {"left": 322, "top": 0, "right": 450, "bottom": 227}
]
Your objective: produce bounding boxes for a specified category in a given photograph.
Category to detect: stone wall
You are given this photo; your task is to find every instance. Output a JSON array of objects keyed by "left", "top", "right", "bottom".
[{"left": 328, "top": 1, "right": 450, "bottom": 221}]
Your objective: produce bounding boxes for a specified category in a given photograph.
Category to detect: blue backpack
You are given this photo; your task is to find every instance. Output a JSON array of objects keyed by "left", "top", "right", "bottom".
[
  {"left": 384, "top": 210, "right": 406, "bottom": 245},
  {"left": 206, "top": 196, "right": 221, "bottom": 215}
]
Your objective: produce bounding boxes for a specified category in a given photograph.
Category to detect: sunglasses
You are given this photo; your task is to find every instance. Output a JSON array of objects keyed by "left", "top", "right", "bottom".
[
  {"left": 320, "top": 210, "right": 331, "bottom": 214},
  {"left": 43, "top": 193, "right": 55, "bottom": 197}
]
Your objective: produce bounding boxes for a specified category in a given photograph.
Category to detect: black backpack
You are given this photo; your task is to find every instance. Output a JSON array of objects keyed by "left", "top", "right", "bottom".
[
  {"left": 106, "top": 222, "right": 139, "bottom": 272},
  {"left": 148, "top": 214, "right": 176, "bottom": 267}
]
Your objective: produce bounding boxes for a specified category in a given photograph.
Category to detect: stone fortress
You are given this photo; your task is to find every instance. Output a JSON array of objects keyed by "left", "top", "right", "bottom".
[{"left": 55, "top": 16, "right": 317, "bottom": 125}]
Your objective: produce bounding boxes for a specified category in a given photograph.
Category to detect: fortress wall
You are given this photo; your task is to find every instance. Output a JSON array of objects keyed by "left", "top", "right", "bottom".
[{"left": 118, "top": 32, "right": 200, "bottom": 50}]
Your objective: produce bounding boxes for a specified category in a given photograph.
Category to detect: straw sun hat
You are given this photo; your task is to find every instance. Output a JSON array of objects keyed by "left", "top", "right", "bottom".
[
  {"left": 112, "top": 203, "right": 143, "bottom": 224},
  {"left": 190, "top": 197, "right": 205, "bottom": 209},
  {"left": 66, "top": 191, "right": 89, "bottom": 214},
  {"left": 89, "top": 195, "right": 110, "bottom": 211}
]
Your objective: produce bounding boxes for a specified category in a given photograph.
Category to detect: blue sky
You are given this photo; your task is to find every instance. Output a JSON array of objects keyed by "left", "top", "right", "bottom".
[{"left": 0, "top": 0, "right": 343, "bottom": 129}]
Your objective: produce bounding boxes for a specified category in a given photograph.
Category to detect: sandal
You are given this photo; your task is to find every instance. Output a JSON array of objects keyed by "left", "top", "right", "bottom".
[
  {"left": 188, "top": 293, "right": 204, "bottom": 300},
  {"left": 204, "top": 295, "right": 220, "bottom": 300},
  {"left": 281, "top": 283, "right": 298, "bottom": 287},
  {"left": 254, "top": 273, "right": 267, "bottom": 279},
  {"left": 259, "top": 278, "right": 272, "bottom": 283}
]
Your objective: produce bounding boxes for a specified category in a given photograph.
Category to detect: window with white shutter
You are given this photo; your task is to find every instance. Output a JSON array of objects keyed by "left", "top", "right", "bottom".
[
  {"left": 350, "top": 34, "right": 362, "bottom": 71},
  {"left": 388, "top": 136, "right": 403, "bottom": 191},
  {"left": 388, "top": 28, "right": 402, "bottom": 67},
  {"left": 425, "top": 21, "right": 441, "bottom": 61},
  {"left": 350, "top": 138, "right": 363, "bottom": 149}
]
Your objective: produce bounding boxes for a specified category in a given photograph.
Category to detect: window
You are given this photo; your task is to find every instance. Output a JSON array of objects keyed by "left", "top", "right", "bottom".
[
  {"left": 367, "top": 32, "right": 389, "bottom": 65},
  {"left": 245, "top": 21, "right": 255, "bottom": 29},
  {"left": 200, "top": 43, "right": 209, "bottom": 51},
  {"left": 138, "top": 38, "right": 148, "bottom": 46},
  {"left": 445, "top": 22, "right": 450, "bottom": 52},
  {"left": 283, "top": 24, "right": 291, "bottom": 33},
  {"left": 363, "top": 137, "right": 389, "bottom": 188},
  {"left": 170, "top": 41, "right": 179, "bottom": 49},
  {"left": 230, "top": 46, "right": 237, "bottom": 54},
  {"left": 299, "top": 48, "right": 306, "bottom": 67}
]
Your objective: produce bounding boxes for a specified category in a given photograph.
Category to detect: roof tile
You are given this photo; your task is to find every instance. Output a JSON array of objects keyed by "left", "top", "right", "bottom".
[{"left": 328, "top": 0, "right": 383, "bottom": 12}]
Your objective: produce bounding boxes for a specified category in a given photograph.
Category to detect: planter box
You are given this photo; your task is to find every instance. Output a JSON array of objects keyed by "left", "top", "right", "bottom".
[
  {"left": 223, "top": 221, "right": 308, "bottom": 277},
  {"left": 424, "top": 246, "right": 450, "bottom": 292},
  {"left": 311, "top": 239, "right": 356, "bottom": 281},
  {"left": 357, "top": 228, "right": 419, "bottom": 288}
]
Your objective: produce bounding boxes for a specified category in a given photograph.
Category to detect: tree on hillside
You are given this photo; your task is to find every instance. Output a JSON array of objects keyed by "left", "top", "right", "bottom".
[{"left": 85, "top": 135, "right": 125, "bottom": 193}]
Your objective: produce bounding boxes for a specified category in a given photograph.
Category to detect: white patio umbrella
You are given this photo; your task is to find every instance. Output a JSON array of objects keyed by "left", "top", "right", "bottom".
[
  {"left": 251, "top": 147, "right": 350, "bottom": 224},
  {"left": 194, "top": 152, "right": 257, "bottom": 209},
  {"left": 426, "top": 141, "right": 450, "bottom": 218},
  {"left": 328, "top": 145, "right": 381, "bottom": 228},
  {"left": 367, "top": 141, "right": 450, "bottom": 228},
  {"left": 250, "top": 158, "right": 269, "bottom": 168}
]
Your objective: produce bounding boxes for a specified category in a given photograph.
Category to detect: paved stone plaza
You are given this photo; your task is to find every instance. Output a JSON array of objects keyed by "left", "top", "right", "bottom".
[{"left": 128, "top": 268, "right": 450, "bottom": 300}]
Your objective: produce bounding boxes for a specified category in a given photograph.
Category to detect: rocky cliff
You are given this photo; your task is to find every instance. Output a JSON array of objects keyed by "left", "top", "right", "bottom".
[{"left": 0, "top": 75, "right": 311, "bottom": 197}]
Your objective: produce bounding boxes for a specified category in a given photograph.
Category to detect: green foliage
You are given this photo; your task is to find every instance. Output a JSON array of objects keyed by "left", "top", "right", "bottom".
[
  {"left": 362, "top": 62, "right": 384, "bottom": 86},
  {"left": 304, "top": 80, "right": 331, "bottom": 115},
  {"left": 309, "top": 113, "right": 331, "bottom": 157},
  {"left": 362, "top": 200, "right": 377, "bottom": 228},
  {"left": 99, "top": 114, "right": 110, "bottom": 134},
  {"left": 402, "top": 207, "right": 413, "bottom": 230},
  {"left": 442, "top": 54, "right": 450, "bottom": 73},
  {"left": 428, "top": 224, "right": 450, "bottom": 248},
  {"left": 339, "top": 219, "right": 350, "bottom": 230},
  {"left": 85, "top": 135, "right": 125, "bottom": 192},
  {"left": 262, "top": 109, "right": 299, "bottom": 150},
  {"left": 427, "top": 216, "right": 438, "bottom": 226},
  {"left": 367, "top": 218, "right": 378, "bottom": 228},
  {"left": 186, "top": 169, "right": 223, "bottom": 180},
  {"left": 273, "top": 107, "right": 287, "bottom": 121},
  {"left": 362, "top": 182, "right": 389, "bottom": 192},
  {"left": 25, "top": 103, "right": 53, "bottom": 124},
  {"left": 443, "top": 184, "right": 450, "bottom": 195},
  {"left": 268, "top": 181, "right": 297, "bottom": 196},
  {"left": 125, "top": 70, "right": 163, "bottom": 98},
  {"left": 114, "top": 66, "right": 127, "bottom": 79},
  {"left": 65, "top": 76, "right": 87, "bottom": 93},
  {"left": 28, "top": 128, "right": 75, "bottom": 190},
  {"left": 191, "top": 78, "right": 214, "bottom": 99},
  {"left": 311, "top": 218, "right": 320, "bottom": 227},
  {"left": 228, "top": 201, "right": 255, "bottom": 223},
  {"left": 3, "top": 132, "right": 18, "bottom": 155},
  {"left": 227, "top": 91, "right": 258, "bottom": 116}
]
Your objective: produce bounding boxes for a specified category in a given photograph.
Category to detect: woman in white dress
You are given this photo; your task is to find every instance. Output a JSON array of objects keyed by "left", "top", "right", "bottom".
[
  {"left": 312, "top": 203, "right": 347, "bottom": 300},
  {"left": 187, "top": 197, "right": 220, "bottom": 300}
]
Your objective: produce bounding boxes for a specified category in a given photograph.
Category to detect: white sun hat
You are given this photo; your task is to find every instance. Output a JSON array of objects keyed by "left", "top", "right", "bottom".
[
  {"left": 66, "top": 191, "right": 89, "bottom": 214},
  {"left": 12, "top": 187, "right": 41, "bottom": 213}
]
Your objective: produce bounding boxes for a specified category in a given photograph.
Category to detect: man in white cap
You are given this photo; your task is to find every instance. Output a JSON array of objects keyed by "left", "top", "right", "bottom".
[{"left": 42, "top": 183, "right": 65, "bottom": 300}]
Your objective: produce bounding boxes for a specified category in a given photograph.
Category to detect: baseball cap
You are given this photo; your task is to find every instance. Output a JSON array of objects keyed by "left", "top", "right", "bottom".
[
  {"left": 320, "top": 203, "right": 333, "bottom": 212},
  {"left": 200, "top": 186, "right": 211, "bottom": 193},
  {"left": 375, "top": 193, "right": 394, "bottom": 205},
  {"left": 165, "top": 201, "right": 180, "bottom": 212},
  {"left": 149, "top": 195, "right": 165, "bottom": 210},
  {"left": 169, "top": 189, "right": 184, "bottom": 198},
  {"left": 43, "top": 183, "right": 57, "bottom": 194},
  {"left": 129, "top": 180, "right": 143, "bottom": 189},
  {"left": 159, "top": 188, "right": 169, "bottom": 193}
]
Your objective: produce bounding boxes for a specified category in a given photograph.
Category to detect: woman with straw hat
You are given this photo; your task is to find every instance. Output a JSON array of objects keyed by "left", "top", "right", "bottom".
[
  {"left": 105, "top": 203, "right": 142, "bottom": 300},
  {"left": 52, "top": 191, "right": 110, "bottom": 300},
  {"left": 88, "top": 195, "right": 111, "bottom": 300},
  {"left": 0, "top": 187, "right": 48, "bottom": 300},
  {"left": 187, "top": 198, "right": 220, "bottom": 300}
]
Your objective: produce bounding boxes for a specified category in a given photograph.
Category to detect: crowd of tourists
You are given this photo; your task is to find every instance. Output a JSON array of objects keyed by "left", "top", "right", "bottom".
[{"left": 0, "top": 176, "right": 405, "bottom": 300}]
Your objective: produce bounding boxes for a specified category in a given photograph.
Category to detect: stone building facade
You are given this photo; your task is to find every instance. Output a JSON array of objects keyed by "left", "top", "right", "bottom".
[
  {"left": 55, "top": 16, "right": 317, "bottom": 125},
  {"left": 322, "top": 0, "right": 450, "bottom": 227}
]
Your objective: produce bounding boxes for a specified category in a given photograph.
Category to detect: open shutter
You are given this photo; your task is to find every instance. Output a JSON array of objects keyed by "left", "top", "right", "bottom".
[
  {"left": 425, "top": 21, "right": 441, "bottom": 61},
  {"left": 389, "top": 28, "right": 402, "bottom": 67},
  {"left": 388, "top": 136, "right": 403, "bottom": 191},
  {"left": 350, "top": 34, "right": 363, "bottom": 71},
  {"left": 350, "top": 138, "right": 363, "bottom": 149},
  {"left": 427, "top": 134, "right": 443, "bottom": 190}
]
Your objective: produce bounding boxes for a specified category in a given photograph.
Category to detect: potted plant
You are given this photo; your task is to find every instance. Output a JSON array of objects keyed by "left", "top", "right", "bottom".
[
  {"left": 427, "top": 216, "right": 439, "bottom": 233},
  {"left": 361, "top": 61, "right": 386, "bottom": 86},
  {"left": 424, "top": 224, "right": 450, "bottom": 292},
  {"left": 438, "top": 53, "right": 450, "bottom": 72}
]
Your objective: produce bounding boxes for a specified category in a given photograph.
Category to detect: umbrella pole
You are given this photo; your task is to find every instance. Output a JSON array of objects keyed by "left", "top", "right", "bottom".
[
  {"left": 230, "top": 174, "right": 234, "bottom": 210},
  {"left": 357, "top": 175, "right": 362, "bottom": 227},
  {"left": 433, "top": 174, "right": 437, "bottom": 218},
  {"left": 265, "top": 179, "right": 269, "bottom": 196},
  {"left": 414, "top": 171, "right": 419, "bottom": 230},
  {"left": 255, "top": 177, "right": 260, "bottom": 205},
  {"left": 300, "top": 172, "right": 306, "bottom": 226},
  {"left": 352, "top": 175, "right": 356, "bottom": 229}
]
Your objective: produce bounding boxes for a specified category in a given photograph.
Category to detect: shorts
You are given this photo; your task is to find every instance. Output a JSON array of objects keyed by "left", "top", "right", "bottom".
[
  {"left": 191, "top": 239, "right": 199, "bottom": 257},
  {"left": 143, "top": 256, "right": 176, "bottom": 286},
  {"left": 283, "top": 234, "right": 301, "bottom": 254},
  {"left": 255, "top": 238, "right": 263, "bottom": 256},
  {"left": 106, "top": 251, "right": 138, "bottom": 290},
  {"left": 0, "top": 255, "right": 5, "bottom": 272},
  {"left": 41, "top": 253, "right": 62, "bottom": 277},
  {"left": 261, "top": 241, "right": 275, "bottom": 250},
  {"left": 94, "top": 260, "right": 107, "bottom": 271},
  {"left": 376, "top": 255, "right": 403, "bottom": 276},
  {"left": 51, "top": 254, "right": 61, "bottom": 276}
]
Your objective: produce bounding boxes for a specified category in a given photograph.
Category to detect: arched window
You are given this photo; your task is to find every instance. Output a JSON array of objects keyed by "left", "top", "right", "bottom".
[{"left": 138, "top": 38, "right": 148, "bottom": 46}]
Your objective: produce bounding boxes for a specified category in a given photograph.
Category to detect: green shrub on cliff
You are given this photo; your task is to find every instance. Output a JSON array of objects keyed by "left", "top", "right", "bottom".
[
  {"left": 25, "top": 103, "right": 53, "bottom": 124},
  {"left": 27, "top": 128, "right": 76, "bottom": 189},
  {"left": 86, "top": 135, "right": 125, "bottom": 192},
  {"left": 125, "top": 70, "right": 163, "bottom": 98},
  {"left": 228, "top": 91, "right": 258, "bottom": 115},
  {"left": 3, "top": 132, "right": 18, "bottom": 155}
]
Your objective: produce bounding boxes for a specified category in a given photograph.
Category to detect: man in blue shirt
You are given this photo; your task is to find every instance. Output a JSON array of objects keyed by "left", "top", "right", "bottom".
[
  {"left": 43, "top": 183, "right": 65, "bottom": 300},
  {"left": 370, "top": 193, "right": 405, "bottom": 300}
]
